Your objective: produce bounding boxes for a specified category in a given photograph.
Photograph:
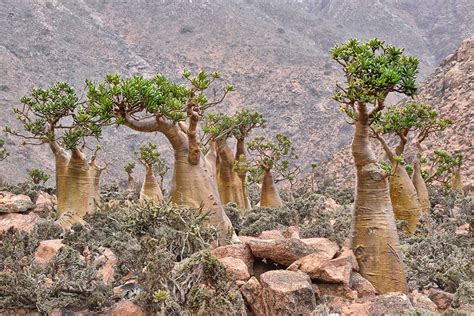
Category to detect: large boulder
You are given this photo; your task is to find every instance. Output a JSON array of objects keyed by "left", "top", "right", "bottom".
[
  {"left": 0, "top": 192, "right": 34, "bottom": 213},
  {"left": 287, "top": 254, "right": 354, "bottom": 285},
  {"left": 0, "top": 213, "right": 39, "bottom": 232},
  {"left": 218, "top": 257, "right": 250, "bottom": 281},
  {"left": 248, "top": 238, "right": 315, "bottom": 266},
  {"left": 240, "top": 276, "right": 265, "bottom": 316},
  {"left": 368, "top": 292, "right": 413, "bottom": 316},
  {"left": 211, "top": 243, "right": 254, "bottom": 274},
  {"left": 300, "top": 238, "right": 339, "bottom": 259},
  {"left": 318, "top": 283, "right": 358, "bottom": 300},
  {"left": 260, "top": 270, "right": 317, "bottom": 315},
  {"left": 34, "top": 239, "right": 64, "bottom": 266}
]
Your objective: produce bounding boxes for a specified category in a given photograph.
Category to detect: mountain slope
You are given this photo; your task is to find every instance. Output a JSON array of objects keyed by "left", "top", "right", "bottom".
[{"left": 0, "top": 0, "right": 472, "bottom": 184}]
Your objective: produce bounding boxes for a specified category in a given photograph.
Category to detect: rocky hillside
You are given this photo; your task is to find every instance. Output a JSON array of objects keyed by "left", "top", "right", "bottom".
[
  {"left": 1, "top": 0, "right": 473, "bottom": 184},
  {"left": 323, "top": 37, "right": 473, "bottom": 188}
]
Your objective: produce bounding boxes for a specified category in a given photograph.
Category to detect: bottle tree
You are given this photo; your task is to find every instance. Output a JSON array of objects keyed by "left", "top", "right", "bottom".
[
  {"left": 4, "top": 82, "right": 105, "bottom": 227},
  {"left": 137, "top": 142, "right": 165, "bottom": 203},
  {"left": 331, "top": 38, "right": 419, "bottom": 293},
  {"left": 85, "top": 70, "right": 238, "bottom": 242},
  {"left": 247, "top": 134, "right": 299, "bottom": 208},
  {"left": 124, "top": 162, "right": 137, "bottom": 191},
  {"left": 372, "top": 102, "right": 452, "bottom": 231},
  {"left": 204, "top": 112, "right": 247, "bottom": 209},
  {"left": 420, "top": 150, "right": 464, "bottom": 192},
  {"left": 203, "top": 109, "right": 265, "bottom": 210}
]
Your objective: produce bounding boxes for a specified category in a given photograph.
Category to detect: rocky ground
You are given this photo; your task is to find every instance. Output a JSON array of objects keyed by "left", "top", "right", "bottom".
[{"left": 0, "top": 182, "right": 472, "bottom": 315}]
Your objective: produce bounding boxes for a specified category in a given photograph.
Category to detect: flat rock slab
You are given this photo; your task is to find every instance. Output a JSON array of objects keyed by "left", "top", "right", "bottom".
[
  {"left": 300, "top": 237, "right": 339, "bottom": 259},
  {"left": 260, "top": 270, "right": 317, "bottom": 315},
  {"left": 248, "top": 238, "right": 316, "bottom": 266},
  {"left": 211, "top": 243, "right": 254, "bottom": 274},
  {"left": 0, "top": 213, "right": 39, "bottom": 232}
]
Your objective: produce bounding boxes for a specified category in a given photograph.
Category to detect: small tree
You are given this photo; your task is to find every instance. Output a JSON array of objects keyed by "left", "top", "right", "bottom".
[
  {"left": 372, "top": 102, "right": 451, "bottom": 230},
  {"left": 28, "top": 168, "right": 49, "bottom": 185},
  {"left": 4, "top": 82, "right": 105, "bottom": 228},
  {"left": 247, "top": 134, "right": 299, "bottom": 208},
  {"left": 331, "top": 38, "right": 419, "bottom": 293},
  {"left": 124, "top": 162, "right": 136, "bottom": 191},
  {"left": 85, "top": 70, "right": 237, "bottom": 242},
  {"left": 0, "top": 139, "right": 8, "bottom": 161},
  {"left": 137, "top": 143, "right": 165, "bottom": 203},
  {"left": 421, "top": 150, "right": 464, "bottom": 192}
]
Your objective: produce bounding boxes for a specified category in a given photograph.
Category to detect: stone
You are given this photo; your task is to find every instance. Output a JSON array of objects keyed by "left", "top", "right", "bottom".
[
  {"left": 341, "top": 300, "right": 373, "bottom": 315},
  {"left": 106, "top": 300, "right": 145, "bottom": 316},
  {"left": 455, "top": 223, "right": 470, "bottom": 235},
  {"left": 318, "top": 283, "right": 358, "bottom": 300},
  {"left": 240, "top": 276, "right": 265, "bottom": 316},
  {"left": 324, "top": 197, "right": 340, "bottom": 211},
  {"left": 34, "top": 239, "right": 64, "bottom": 266},
  {"left": 113, "top": 280, "right": 140, "bottom": 299},
  {"left": 410, "top": 290, "right": 437, "bottom": 311},
  {"left": 260, "top": 270, "right": 317, "bottom": 315},
  {"left": 427, "top": 288, "right": 454, "bottom": 310},
  {"left": 248, "top": 238, "right": 315, "bottom": 266},
  {"left": 218, "top": 257, "right": 250, "bottom": 281},
  {"left": 0, "top": 213, "right": 39, "bottom": 232},
  {"left": 211, "top": 243, "right": 254, "bottom": 274},
  {"left": 0, "top": 192, "right": 34, "bottom": 213},
  {"left": 96, "top": 247, "right": 117, "bottom": 285},
  {"left": 258, "top": 229, "right": 285, "bottom": 240},
  {"left": 283, "top": 226, "right": 300, "bottom": 239},
  {"left": 287, "top": 254, "right": 353, "bottom": 285},
  {"left": 368, "top": 292, "right": 413, "bottom": 316},
  {"left": 33, "top": 191, "right": 56, "bottom": 213},
  {"left": 300, "top": 237, "right": 339, "bottom": 259},
  {"left": 336, "top": 246, "right": 359, "bottom": 271},
  {"left": 350, "top": 272, "right": 376, "bottom": 298}
]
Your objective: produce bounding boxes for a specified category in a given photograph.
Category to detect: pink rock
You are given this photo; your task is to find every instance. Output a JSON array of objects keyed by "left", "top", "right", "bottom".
[
  {"left": 427, "top": 288, "right": 454, "bottom": 310},
  {"left": 288, "top": 254, "right": 353, "bottom": 285},
  {"left": 410, "top": 290, "right": 437, "bottom": 311},
  {"left": 33, "top": 191, "right": 56, "bottom": 213},
  {"left": 106, "top": 300, "right": 145, "bottom": 316},
  {"left": 248, "top": 238, "right": 316, "bottom": 266},
  {"left": 211, "top": 243, "right": 254, "bottom": 274},
  {"left": 34, "top": 239, "right": 64, "bottom": 266},
  {"left": 0, "top": 213, "right": 39, "bottom": 232},
  {"left": 337, "top": 247, "right": 359, "bottom": 271},
  {"left": 455, "top": 223, "right": 470, "bottom": 235},
  {"left": 260, "top": 270, "right": 317, "bottom": 315},
  {"left": 341, "top": 300, "right": 373, "bottom": 315},
  {"left": 300, "top": 237, "right": 339, "bottom": 259},
  {"left": 258, "top": 229, "right": 285, "bottom": 240},
  {"left": 218, "top": 257, "right": 250, "bottom": 281},
  {"left": 238, "top": 235, "right": 260, "bottom": 245},
  {"left": 96, "top": 247, "right": 117, "bottom": 285},
  {"left": 368, "top": 292, "right": 413, "bottom": 315},
  {"left": 324, "top": 197, "right": 340, "bottom": 211},
  {"left": 0, "top": 192, "right": 34, "bottom": 213},
  {"left": 350, "top": 272, "right": 376, "bottom": 298},
  {"left": 240, "top": 276, "right": 265, "bottom": 316}
]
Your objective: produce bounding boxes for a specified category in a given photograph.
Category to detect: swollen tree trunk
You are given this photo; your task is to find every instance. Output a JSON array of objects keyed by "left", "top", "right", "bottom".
[
  {"left": 55, "top": 148, "right": 102, "bottom": 228},
  {"left": 451, "top": 168, "right": 463, "bottom": 193},
  {"left": 389, "top": 163, "right": 422, "bottom": 234},
  {"left": 260, "top": 169, "right": 283, "bottom": 208},
  {"left": 216, "top": 140, "right": 247, "bottom": 209},
  {"left": 411, "top": 159, "right": 430, "bottom": 212},
  {"left": 351, "top": 105, "right": 407, "bottom": 294},
  {"left": 139, "top": 165, "right": 164, "bottom": 203},
  {"left": 376, "top": 136, "right": 422, "bottom": 234},
  {"left": 236, "top": 138, "right": 251, "bottom": 210},
  {"left": 126, "top": 172, "right": 136, "bottom": 191}
]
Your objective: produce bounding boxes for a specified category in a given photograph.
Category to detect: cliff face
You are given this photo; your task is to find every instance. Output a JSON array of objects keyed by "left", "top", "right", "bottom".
[
  {"left": 324, "top": 37, "right": 473, "bottom": 188},
  {"left": 0, "top": 0, "right": 472, "bottom": 184}
]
